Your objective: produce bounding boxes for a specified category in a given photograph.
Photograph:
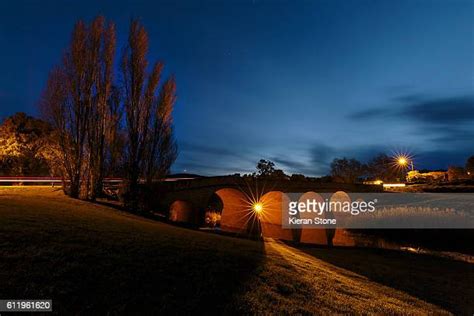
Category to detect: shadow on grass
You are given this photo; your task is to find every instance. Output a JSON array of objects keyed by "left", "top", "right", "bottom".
[
  {"left": 288, "top": 243, "right": 473, "bottom": 314},
  {"left": 0, "top": 198, "right": 266, "bottom": 315}
]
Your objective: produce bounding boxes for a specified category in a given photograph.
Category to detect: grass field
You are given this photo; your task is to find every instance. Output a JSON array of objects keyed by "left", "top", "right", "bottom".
[{"left": 1, "top": 187, "right": 472, "bottom": 314}]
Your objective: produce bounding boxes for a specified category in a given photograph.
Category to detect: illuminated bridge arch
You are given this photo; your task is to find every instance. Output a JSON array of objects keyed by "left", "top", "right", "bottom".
[
  {"left": 216, "top": 188, "right": 251, "bottom": 234},
  {"left": 169, "top": 200, "right": 195, "bottom": 224},
  {"left": 299, "top": 191, "right": 327, "bottom": 245},
  {"left": 259, "top": 191, "right": 297, "bottom": 241},
  {"left": 297, "top": 190, "right": 356, "bottom": 246},
  {"left": 153, "top": 178, "right": 382, "bottom": 242},
  {"left": 330, "top": 191, "right": 355, "bottom": 246},
  {"left": 213, "top": 189, "right": 298, "bottom": 241}
]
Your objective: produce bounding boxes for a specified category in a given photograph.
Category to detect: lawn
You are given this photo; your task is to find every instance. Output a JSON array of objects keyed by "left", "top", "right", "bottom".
[{"left": 0, "top": 187, "right": 472, "bottom": 314}]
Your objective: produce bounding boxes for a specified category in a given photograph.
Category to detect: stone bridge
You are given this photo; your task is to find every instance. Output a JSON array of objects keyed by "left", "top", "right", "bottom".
[{"left": 148, "top": 175, "right": 382, "bottom": 245}]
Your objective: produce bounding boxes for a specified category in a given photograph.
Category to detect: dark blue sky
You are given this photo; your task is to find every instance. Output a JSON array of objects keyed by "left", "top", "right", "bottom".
[{"left": 1, "top": 0, "right": 473, "bottom": 176}]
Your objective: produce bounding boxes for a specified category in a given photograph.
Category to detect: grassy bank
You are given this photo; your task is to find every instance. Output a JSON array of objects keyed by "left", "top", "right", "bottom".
[
  {"left": 0, "top": 187, "right": 471, "bottom": 314},
  {"left": 0, "top": 187, "right": 264, "bottom": 314}
]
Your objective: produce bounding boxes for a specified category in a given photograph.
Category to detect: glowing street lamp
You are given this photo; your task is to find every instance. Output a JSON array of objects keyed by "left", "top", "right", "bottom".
[
  {"left": 395, "top": 155, "right": 414, "bottom": 171},
  {"left": 252, "top": 202, "right": 263, "bottom": 215},
  {"left": 398, "top": 157, "right": 407, "bottom": 166}
]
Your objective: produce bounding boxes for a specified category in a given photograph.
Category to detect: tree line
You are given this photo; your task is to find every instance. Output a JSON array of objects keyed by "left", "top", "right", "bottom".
[
  {"left": 229, "top": 156, "right": 474, "bottom": 184},
  {"left": 330, "top": 154, "right": 397, "bottom": 183},
  {"left": 39, "top": 16, "right": 177, "bottom": 207},
  {"left": 330, "top": 154, "right": 474, "bottom": 183}
]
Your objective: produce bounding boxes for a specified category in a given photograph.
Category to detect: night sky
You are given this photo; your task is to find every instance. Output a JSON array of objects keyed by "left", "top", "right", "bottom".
[{"left": 1, "top": 0, "right": 473, "bottom": 176}]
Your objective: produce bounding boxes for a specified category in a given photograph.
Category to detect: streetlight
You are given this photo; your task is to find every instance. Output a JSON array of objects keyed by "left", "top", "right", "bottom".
[
  {"left": 252, "top": 202, "right": 263, "bottom": 215},
  {"left": 398, "top": 157, "right": 407, "bottom": 166},
  {"left": 395, "top": 155, "right": 414, "bottom": 171}
]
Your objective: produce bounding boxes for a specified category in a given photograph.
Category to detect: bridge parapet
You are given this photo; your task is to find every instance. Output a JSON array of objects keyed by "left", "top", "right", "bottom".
[{"left": 153, "top": 175, "right": 382, "bottom": 194}]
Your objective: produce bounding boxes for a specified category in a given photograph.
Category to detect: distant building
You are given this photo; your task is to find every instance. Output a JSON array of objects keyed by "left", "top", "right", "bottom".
[{"left": 406, "top": 170, "right": 447, "bottom": 183}]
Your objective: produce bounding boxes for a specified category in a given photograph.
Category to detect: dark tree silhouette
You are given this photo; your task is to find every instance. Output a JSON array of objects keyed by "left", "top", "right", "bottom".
[
  {"left": 254, "top": 159, "right": 288, "bottom": 179},
  {"left": 121, "top": 19, "right": 177, "bottom": 210},
  {"left": 41, "top": 16, "right": 116, "bottom": 199},
  {"left": 366, "top": 153, "right": 397, "bottom": 182},
  {"left": 330, "top": 157, "right": 365, "bottom": 183},
  {"left": 256, "top": 159, "right": 275, "bottom": 176},
  {"left": 41, "top": 17, "right": 178, "bottom": 205},
  {"left": 466, "top": 156, "right": 474, "bottom": 176},
  {"left": 144, "top": 77, "right": 178, "bottom": 185},
  {"left": 447, "top": 166, "right": 468, "bottom": 182},
  {"left": 86, "top": 17, "right": 116, "bottom": 200}
]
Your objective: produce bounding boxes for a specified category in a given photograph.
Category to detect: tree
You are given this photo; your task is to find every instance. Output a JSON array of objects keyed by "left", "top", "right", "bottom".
[
  {"left": 40, "top": 16, "right": 116, "bottom": 198},
  {"left": 121, "top": 19, "right": 177, "bottom": 210},
  {"left": 256, "top": 159, "right": 276, "bottom": 176},
  {"left": 366, "top": 153, "right": 397, "bottom": 182},
  {"left": 0, "top": 113, "right": 55, "bottom": 176},
  {"left": 86, "top": 17, "right": 116, "bottom": 200},
  {"left": 330, "top": 157, "right": 364, "bottom": 183},
  {"left": 466, "top": 156, "right": 474, "bottom": 177},
  {"left": 254, "top": 159, "right": 288, "bottom": 179},
  {"left": 104, "top": 86, "right": 125, "bottom": 178},
  {"left": 143, "top": 77, "right": 178, "bottom": 184},
  {"left": 406, "top": 170, "right": 421, "bottom": 183},
  {"left": 290, "top": 174, "right": 306, "bottom": 181},
  {"left": 40, "top": 17, "right": 178, "bottom": 205},
  {"left": 447, "top": 166, "right": 468, "bottom": 182}
]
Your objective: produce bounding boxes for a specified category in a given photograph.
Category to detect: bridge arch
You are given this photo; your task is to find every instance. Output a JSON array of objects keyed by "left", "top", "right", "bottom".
[
  {"left": 259, "top": 191, "right": 296, "bottom": 241},
  {"left": 203, "top": 192, "right": 224, "bottom": 228},
  {"left": 216, "top": 188, "right": 251, "bottom": 233},
  {"left": 169, "top": 200, "right": 195, "bottom": 223},
  {"left": 330, "top": 191, "right": 355, "bottom": 246},
  {"left": 299, "top": 191, "right": 327, "bottom": 245}
]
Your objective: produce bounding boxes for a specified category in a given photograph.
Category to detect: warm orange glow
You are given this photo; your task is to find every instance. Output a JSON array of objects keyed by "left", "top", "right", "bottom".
[
  {"left": 383, "top": 183, "right": 406, "bottom": 188},
  {"left": 252, "top": 202, "right": 263, "bottom": 214},
  {"left": 397, "top": 157, "right": 408, "bottom": 166},
  {"left": 391, "top": 151, "right": 415, "bottom": 171}
]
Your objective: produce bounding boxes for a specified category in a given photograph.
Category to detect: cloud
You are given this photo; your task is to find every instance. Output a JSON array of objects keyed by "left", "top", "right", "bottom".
[
  {"left": 414, "top": 149, "right": 473, "bottom": 170},
  {"left": 270, "top": 156, "right": 316, "bottom": 175},
  {"left": 304, "top": 142, "right": 391, "bottom": 176},
  {"left": 172, "top": 160, "right": 252, "bottom": 175},
  {"left": 307, "top": 142, "right": 339, "bottom": 175},
  {"left": 348, "top": 95, "right": 474, "bottom": 156},
  {"left": 180, "top": 141, "right": 242, "bottom": 158},
  {"left": 175, "top": 141, "right": 259, "bottom": 175},
  {"left": 271, "top": 157, "right": 307, "bottom": 170},
  {"left": 391, "top": 93, "right": 426, "bottom": 104},
  {"left": 349, "top": 95, "right": 474, "bottom": 125},
  {"left": 398, "top": 96, "right": 474, "bottom": 125},
  {"left": 348, "top": 108, "right": 388, "bottom": 120},
  {"left": 174, "top": 95, "right": 474, "bottom": 176},
  {"left": 422, "top": 126, "right": 474, "bottom": 145}
]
